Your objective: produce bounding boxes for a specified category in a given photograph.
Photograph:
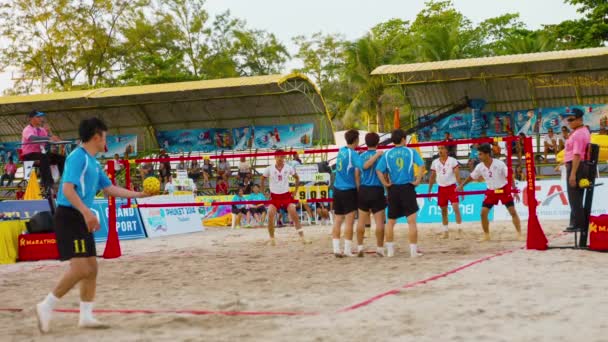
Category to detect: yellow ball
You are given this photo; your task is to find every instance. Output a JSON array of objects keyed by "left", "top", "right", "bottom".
[
  {"left": 579, "top": 178, "right": 590, "bottom": 188},
  {"left": 143, "top": 177, "right": 161, "bottom": 195}
]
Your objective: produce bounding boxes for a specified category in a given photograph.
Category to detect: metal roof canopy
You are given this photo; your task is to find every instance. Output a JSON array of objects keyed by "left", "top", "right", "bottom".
[
  {"left": 371, "top": 47, "right": 608, "bottom": 117},
  {"left": 0, "top": 73, "right": 334, "bottom": 148}
]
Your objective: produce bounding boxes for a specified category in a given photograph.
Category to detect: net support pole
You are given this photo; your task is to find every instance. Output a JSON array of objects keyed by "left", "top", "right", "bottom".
[
  {"left": 103, "top": 159, "right": 122, "bottom": 259},
  {"left": 524, "top": 137, "right": 548, "bottom": 250}
]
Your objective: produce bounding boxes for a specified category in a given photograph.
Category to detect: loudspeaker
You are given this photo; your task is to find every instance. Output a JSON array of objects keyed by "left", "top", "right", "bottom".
[{"left": 26, "top": 211, "right": 54, "bottom": 234}]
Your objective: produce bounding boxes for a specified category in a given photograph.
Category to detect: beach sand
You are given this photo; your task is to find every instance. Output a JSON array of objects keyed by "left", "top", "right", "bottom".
[{"left": 1, "top": 220, "right": 607, "bottom": 341}]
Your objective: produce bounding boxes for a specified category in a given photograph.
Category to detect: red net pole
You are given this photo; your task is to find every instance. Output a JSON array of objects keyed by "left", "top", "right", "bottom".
[
  {"left": 103, "top": 159, "right": 122, "bottom": 259},
  {"left": 524, "top": 137, "right": 548, "bottom": 250}
]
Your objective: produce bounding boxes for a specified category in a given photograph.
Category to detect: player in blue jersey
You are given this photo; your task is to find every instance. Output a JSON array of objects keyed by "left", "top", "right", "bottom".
[
  {"left": 376, "top": 129, "right": 425, "bottom": 257},
  {"left": 332, "top": 129, "right": 363, "bottom": 257},
  {"left": 36, "top": 118, "right": 151, "bottom": 333},
  {"left": 355, "top": 132, "right": 386, "bottom": 257}
]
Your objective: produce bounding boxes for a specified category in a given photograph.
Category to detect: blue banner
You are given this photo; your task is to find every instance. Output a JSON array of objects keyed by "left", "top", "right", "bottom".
[
  {"left": 100, "top": 135, "right": 137, "bottom": 158},
  {"left": 252, "top": 124, "right": 313, "bottom": 149},
  {"left": 480, "top": 112, "right": 513, "bottom": 137},
  {"left": 91, "top": 199, "right": 146, "bottom": 243},
  {"left": 538, "top": 104, "right": 606, "bottom": 133},
  {"left": 419, "top": 114, "right": 472, "bottom": 141},
  {"left": 0, "top": 142, "right": 21, "bottom": 163},
  {"left": 232, "top": 126, "right": 254, "bottom": 150},
  {"left": 395, "top": 183, "right": 491, "bottom": 223},
  {"left": 0, "top": 200, "right": 51, "bottom": 219}
]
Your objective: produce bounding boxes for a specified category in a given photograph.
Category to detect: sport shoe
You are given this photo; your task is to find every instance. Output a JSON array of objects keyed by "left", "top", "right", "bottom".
[
  {"left": 36, "top": 302, "right": 53, "bottom": 334},
  {"left": 79, "top": 318, "right": 110, "bottom": 329}
]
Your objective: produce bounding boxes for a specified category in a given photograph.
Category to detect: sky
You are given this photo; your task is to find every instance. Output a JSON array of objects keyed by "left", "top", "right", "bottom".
[{"left": 0, "top": 0, "right": 582, "bottom": 94}]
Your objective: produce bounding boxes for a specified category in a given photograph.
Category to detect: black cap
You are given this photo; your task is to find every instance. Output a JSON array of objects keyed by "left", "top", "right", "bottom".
[
  {"left": 566, "top": 108, "right": 584, "bottom": 118},
  {"left": 28, "top": 110, "right": 46, "bottom": 118}
]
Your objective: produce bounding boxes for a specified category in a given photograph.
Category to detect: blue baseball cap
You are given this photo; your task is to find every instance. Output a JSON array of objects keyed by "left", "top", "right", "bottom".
[
  {"left": 566, "top": 108, "right": 584, "bottom": 118},
  {"left": 28, "top": 110, "right": 46, "bottom": 118}
]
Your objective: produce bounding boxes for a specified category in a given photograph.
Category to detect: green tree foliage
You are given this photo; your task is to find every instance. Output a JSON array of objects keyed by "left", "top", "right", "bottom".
[{"left": 547, "top": 0, "right": 608, "bottom": 48}]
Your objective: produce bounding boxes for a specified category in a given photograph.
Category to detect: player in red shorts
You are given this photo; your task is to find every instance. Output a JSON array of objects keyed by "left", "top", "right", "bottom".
[
  {"left": 428, "top": 145, "right": 463, "bottom": 238},
  {"left": 458, "top": 143, "right": 522, "bottom": 241},
  {"left": 260, "top": 149, "right": 310, "bottom": 246}
]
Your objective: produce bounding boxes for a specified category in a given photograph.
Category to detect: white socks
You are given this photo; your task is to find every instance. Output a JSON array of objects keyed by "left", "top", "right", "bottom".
[
  {"left": 410, "top": 244, "right": 419, "bottom": 257},
  {"left": 42, "top": 293, "right": 59, "bottom": 309},
  {"left": 344, "top": 240, "right": 353, "bottom": 256},
  {"left": 386, "top": 242, "right": 395, "bottom": 257},
  {"left": 332, "top": 239, "right": 340, "bottom": 254},
  {"left": 357, "top": 245, "right": 364, "bottom": 253},
  {"left": 79, "top": 302, "right": 95, "bottom": 323},
  {"left": 376, "top": 246, "right": 385, "bottom": 256},
  {"left": 442, "top": 225, "right": 449, "bottom": 232}
]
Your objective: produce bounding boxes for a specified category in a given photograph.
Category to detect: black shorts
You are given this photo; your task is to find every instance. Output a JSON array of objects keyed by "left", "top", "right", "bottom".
[
  {"left": 249, "top": 206, "right": 266, "bottom": 214},
  {"left": 232, "top": 207, "right": 248, "bottom": 215},
  {"left": 387, "top": 184, "right": 419, "bottom": 219},
  {"left": 54, "top": 206, "right": 97, "bottom": 261},
  {"left": 333, "top": 188, "right": 357, "bottom": 215},
  {"left": 357, "top": 186, "right": 387, "bottom": 213}
]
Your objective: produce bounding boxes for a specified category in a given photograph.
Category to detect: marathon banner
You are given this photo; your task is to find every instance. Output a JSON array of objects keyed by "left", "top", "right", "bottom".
[
  {"left": 91, "top": 199, "right": 146, "bottom": 243},
  {"left": 156, "top": 123, "right": 314, "bottom": 153}
]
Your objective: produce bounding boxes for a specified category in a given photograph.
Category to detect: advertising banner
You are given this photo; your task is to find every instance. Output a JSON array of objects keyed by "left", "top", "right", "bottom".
[
  {"left": 232, "top": 126, "right": 254, "bottom": 150},
  {"left": 419, "top": 114, "right": 472, "bottom": 141},
  {"left": 196, "top": 194, "right": 234, "bottom": 219},
  {"left": 137, "top": 195, "right": 204, "bottom": 238},
  {"left": 493, "top": 178, "right": 608, "bottom": 221},
  {"left": 512, "top": 109, "right": 540, "bottom": 136},
  {"left": 91, "top": 199, "right": 146, "bottom": 243},
  {"left": 397, "top": 183, "right": 491, "bottom": 223},
  {"left": 538, "top": 104, "right": 608, "bottom": 134},
  {"left": 0, "top": 200, "right": 51, "bottom": 219},
  {"left": 480, "top": 112, "right": 514, "bottom": 137},
  {"left": 156, "top": 128, "right": 218, "bottom": 153},
  {"left": 100, "top": 135, "right": 138, "bottom": 158},
  {"left": 253, "top": 124, "right": 313, "bottom": 149}
]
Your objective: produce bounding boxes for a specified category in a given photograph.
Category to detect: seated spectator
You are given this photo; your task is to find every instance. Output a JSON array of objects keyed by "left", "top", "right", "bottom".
[
  {"left": 139, "top": 162, "right": 154, "bottom": 180},
  {"left": 112, "top": 153, "right": 124, "bottom": 173},
  {"left": 231, "top": 187, "right": 250, "bottom": 228},
  {"left": 188, "top": 160, "right": 202, "bottom": 183},
  {"left": 15, "top": 185, "right": 24, "bottom": 200},
  {"left": 239, "top": 173, "right": 253, "bottom": 194},
  {"left": 514, "top": 132, "right": 526, "bottom": 163},
  {"left": 559, "top": 126, "right": 569, "bottom": 151},
  {"left": 491, "top": 141, "right": 501, "bottom": 158},
  {"left": 543, "top": 128, "right": 560, "bottom": 161},
  {"left": 600, "top": 127, "right": 608, "bottom": 135},
  {"left": 159, "top": 149, "right": 172, "bottom": 184},
  {"left": 217, "top": 157, "right": 230, "bottom": 180},
  {"left": 215, "top": 176, "right": 229, "bottom": 195},
  {"left": 176, "top": 161, "right": 186, "bottom": 171},
  {"left": 1, "top": 159, "right": 17, "bottom": 186},
  {"left": 164, "top": 177, "right": 175, "bottom": 195},
  {"left": 444, "top": 132, "right": 457, "bottom": 158},
  {"left": 238, "top": 156, "right": 252, "bottom": 181},
  {"left": 247, "top": 184, "right": 267, "bottom": 226},
  {"left": 202, "top": 157, "right": 214, "bottom": 187},
  {"left": 467, "top": 143, "right": 479, "bottom": 171}
]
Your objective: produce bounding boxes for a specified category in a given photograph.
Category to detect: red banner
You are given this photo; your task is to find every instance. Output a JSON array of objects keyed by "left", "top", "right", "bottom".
[
  {"left": 18, "top": 233, "right": 59, "bottom": 261},
  {"left": 589, "top": 215, "right": 608, "bottom": 251}
]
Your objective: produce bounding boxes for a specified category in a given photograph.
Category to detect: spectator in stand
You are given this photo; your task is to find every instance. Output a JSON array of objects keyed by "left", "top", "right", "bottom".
[
  {"left": 176, "top": 161, "right": 186, "bottom": 171},
  {"left": 158, "top": 149, "right": 172, "bottom": 184},
  {"left": 15, "top": 185, "right": 24, "bottom": 200},
  {"left": 600, "top": 126, "right": 608, "bottom": 135},
  {"left": 201, "top": 157, "right": 213, "bottom": 187},
  {"left": 559, "top": 126, "right": 570, "bottom": 151},
  {"left": 239, "top": 173, "right": 253, "bottom": 194},
  {"left": 139, "top": 162, "right": 154, "bottom": 180},
  {"left": 188, "top": 160, "right": 202, "bottom": 184},
  {"left": 543, "top": 128, "right": 560, "bottom": 161},
  {"left": 514, "top": 132, "right": 526, "bottom": 163},
  {"left": 444, "top": 132, "right": 457, "bottom": 158},
  {"left": 468, "top": 143, "right": 479, "bottom": 171},
  {"left": 1, "top": 159, "right": 17, "bottom": 186},
  {"left": 217, "top": 157, "right": 230, "bottom": 181},
  {"left": 112, "top": 154, "right": 123, "bottom": 174},
  {"left": 238, "top": 156, "right": 252, "bottom": 182},
  {"left": 215, "top": 176, "right": 229, "bottom": 195},
  {"left": 231, "top": 187, "right": 250, "bottom": 228},
  {"left": 247, "top": 184, "right": 267, "bottom": 227},
  {"left": 492, "top": 141, "right": 501, "bottom": 158}
]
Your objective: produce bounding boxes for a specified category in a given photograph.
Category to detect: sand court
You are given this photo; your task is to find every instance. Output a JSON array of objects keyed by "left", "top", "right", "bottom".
[{"left": 1, "top": 220, "right": 606, "bottom": 341}]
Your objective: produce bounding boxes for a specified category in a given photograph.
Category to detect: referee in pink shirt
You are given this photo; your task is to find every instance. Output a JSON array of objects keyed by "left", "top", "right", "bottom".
[
  {"left": 21, "top": 110, "right": 66, "bottom": 189},
  {"left": 563, "top": 108, "right": 590, "bottom": 233}
]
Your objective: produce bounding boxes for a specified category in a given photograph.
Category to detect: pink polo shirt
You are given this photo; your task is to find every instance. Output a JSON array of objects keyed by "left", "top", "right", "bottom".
[
  {"left": 21, "top": 125, "right": 48, "bottom": 155},
  {"left": 4, "top": 163, "right": 16, "bottom": 175},
  {"left": 564, "top": 126, "right": 590, "bottom": 162}
]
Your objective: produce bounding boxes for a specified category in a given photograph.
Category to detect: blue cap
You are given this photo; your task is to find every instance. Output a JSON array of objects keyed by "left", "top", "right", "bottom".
[{"left": 28, "top": 110, "right": 46, "bottom": 118}]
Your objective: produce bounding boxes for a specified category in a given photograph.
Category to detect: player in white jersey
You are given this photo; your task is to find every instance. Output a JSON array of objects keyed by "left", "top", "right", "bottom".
[
  {"left": 458, "top": 143, "right": 522, "bottom": 241},
  {"left": 260, "top": 149, "right": 310, "bottom": 246},
  {"left": 428, "top": 145, "right": 463, "bottom": 238}
]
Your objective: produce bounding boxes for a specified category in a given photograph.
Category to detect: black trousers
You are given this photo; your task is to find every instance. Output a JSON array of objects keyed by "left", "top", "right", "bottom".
[
  {"left": 566, "top": 162, "right": 585, "bottom": 230},
  {"left": 22, "top": 152, "right": 66, "bottom": 188}
]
